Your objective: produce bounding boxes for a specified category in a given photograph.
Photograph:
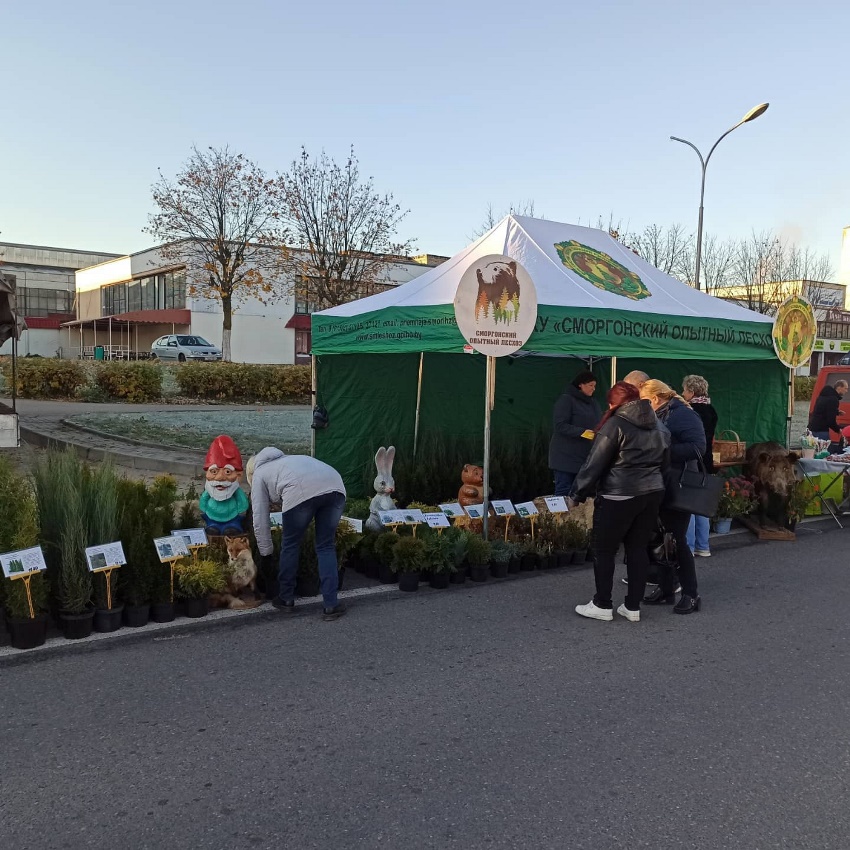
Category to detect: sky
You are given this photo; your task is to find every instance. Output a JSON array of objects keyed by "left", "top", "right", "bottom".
[{"left": 3, "top": 0, "right": 849, "bottom": 275}]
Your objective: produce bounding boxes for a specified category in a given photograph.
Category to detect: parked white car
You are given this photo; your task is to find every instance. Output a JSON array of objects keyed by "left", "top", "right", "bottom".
[{"left": 150, "top": 335, "right": 222, "bottom": 362}]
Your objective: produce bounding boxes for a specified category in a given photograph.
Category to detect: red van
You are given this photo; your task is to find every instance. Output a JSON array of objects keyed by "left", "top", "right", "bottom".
[{"left": 808, "top": 366, "right": 850, "bottom": 432}]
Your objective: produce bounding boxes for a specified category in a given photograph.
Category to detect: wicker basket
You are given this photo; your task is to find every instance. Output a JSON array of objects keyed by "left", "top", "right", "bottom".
[{"left": 714, "top": 430, "right": 746, "bottom": 464}]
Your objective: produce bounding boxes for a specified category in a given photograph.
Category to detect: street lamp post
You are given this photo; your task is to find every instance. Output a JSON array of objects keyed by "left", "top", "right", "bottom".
[{"left": 671, "top": 102, "right": 769, "bottom": 291}]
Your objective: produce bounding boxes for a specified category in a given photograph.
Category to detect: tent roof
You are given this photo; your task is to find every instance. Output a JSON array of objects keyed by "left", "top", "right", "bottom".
[{"left": 317, "top": 215, "right": 771, "bottom": 325}]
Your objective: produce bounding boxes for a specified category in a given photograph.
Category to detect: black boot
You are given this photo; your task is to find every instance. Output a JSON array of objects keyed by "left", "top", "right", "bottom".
[
  {"left": 643, "top": 586, "right": 675, "bottom": 605},
  {"left": 674, "top": 594, "right": 701, "bottom": 614}
]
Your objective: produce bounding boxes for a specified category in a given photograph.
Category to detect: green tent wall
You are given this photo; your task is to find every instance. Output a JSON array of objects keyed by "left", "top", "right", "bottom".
[{"left": 315, "top": 352, "right": 787, "bottom": 498}]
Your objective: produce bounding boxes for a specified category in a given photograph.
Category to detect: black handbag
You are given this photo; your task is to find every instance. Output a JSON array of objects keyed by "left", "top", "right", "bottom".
[{"left": 664, "top": 451, "right": 724, "bottom": 517}]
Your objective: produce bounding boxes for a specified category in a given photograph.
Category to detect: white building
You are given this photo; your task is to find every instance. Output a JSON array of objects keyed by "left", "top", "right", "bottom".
[{"left": 71, "top": 246, "right": 446, "bottom": 364}]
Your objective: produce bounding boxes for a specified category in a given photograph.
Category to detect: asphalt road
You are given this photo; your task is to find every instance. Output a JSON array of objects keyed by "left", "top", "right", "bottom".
[{"left": 3, "top": 527, "right": 849, "bottom": 850}]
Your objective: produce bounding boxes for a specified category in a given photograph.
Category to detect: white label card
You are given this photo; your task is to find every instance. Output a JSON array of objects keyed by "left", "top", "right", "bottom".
[
  {"left": 269, "top": 512, "right": 283, "bottom": 528},
  {"left": 544, "top": 496, "right": 569, "bottom": 513},
  {"left": 402, "top": 509, "right": 425, "bottom": 525},
  {"left": 514, "top": 501, "right": 539, "bottom": 518},
  {"left": 1, "top": 546, "right": 48, "bottom": 579},
  {"left": 85, "top": 541, "right": 127, "bottom": 572},
  {"left": 153, "top": 535, "right": 190, "bottom": 562},
  {"left": 491, "top": 500, "right": 516, "bottom": 516},
  {"left": 423, "top": 512, "right": 451, "bottom": 528},
  {"left": 439, "top": 503, "right": 465, "bottom": 518},
  {"left": 173, "top": 527, "right": 209, "bottom": 547},
  {"left": 464, "top": 504, "right": 484, "bottom": 519},
  {"left": 340, "top": 516, "right": 363, "bottom": 533},
  {"left": 379, "top": 511, "right": 401, "bottom": 525}
]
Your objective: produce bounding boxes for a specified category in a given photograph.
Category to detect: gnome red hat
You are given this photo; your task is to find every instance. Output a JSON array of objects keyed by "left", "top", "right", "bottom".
[{"left": 204, "top": 435, "right": 243, "bottom": 471}]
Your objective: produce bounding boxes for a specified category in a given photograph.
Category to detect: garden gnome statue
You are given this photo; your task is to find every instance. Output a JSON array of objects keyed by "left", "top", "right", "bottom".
[{"left": 200, "top": 435, "right": 250, "bottom": 534}]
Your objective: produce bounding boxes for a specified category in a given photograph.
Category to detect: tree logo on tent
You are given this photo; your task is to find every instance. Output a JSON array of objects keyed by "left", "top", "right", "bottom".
[
  {"left": 454, "top": 255, "right": 537, "bottom": 357},
  {"left": 554, "top": 241, "right": 651, "bottom": 301}
]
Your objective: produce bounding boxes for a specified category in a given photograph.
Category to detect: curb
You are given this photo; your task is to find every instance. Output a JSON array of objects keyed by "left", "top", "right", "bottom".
[{"left": 60, "top": 417, "right": 209, "bottom": 457}]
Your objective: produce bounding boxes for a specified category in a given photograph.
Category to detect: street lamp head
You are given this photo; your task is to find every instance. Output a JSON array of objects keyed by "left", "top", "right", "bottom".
[{"left": 741, "top": 102, "right": 769, "bottom": 124}]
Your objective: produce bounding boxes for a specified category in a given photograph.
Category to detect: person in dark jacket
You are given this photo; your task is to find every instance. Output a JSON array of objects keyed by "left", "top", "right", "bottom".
[
  {"left": 569, "top": 382, "right": 670, "bottom": 623},
  {"left": 808, "top": 381, "right": 848, "bottom": 440},
  {"left": 548, "top": 370, "right": 602, "bottom": 496},
  {"left": 640, "top": 380, "right": 706, "bottom": 614},
  {"left": 682, "top": 374, "right": 718, "bottom": 558}
]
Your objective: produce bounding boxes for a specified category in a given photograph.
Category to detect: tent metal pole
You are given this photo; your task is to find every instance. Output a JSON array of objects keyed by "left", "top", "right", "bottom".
[
  {"left": 610, "top": 355, "right": 617, "bottom": 388},
  {"left": 413, "top": 352, "right": 424, "bottom": 460},
  {"left": 310, "top": 354, "right": 317, "bottom": 458},
  {"left": 482, "top": 356, "right": 495, "bottom": 539}
]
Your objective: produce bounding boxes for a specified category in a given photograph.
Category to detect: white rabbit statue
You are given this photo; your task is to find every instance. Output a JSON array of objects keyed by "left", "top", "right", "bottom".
[{"left": 366, "top": 446, "right": 397, "bottom": 531}]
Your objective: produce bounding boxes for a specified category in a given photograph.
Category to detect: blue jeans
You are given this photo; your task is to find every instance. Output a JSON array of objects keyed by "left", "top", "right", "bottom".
[
  {"left": 687, "top": 514, "right": 710, "bottom": 553},
  {"left": 811, "top": 430, "right": 830, "bottom": 441},
  {"left": 278, "top": 491, "right": 346, "bottom": 608},
  {"left": 553, "top": 470, "right": 577, "bottom": 497}
]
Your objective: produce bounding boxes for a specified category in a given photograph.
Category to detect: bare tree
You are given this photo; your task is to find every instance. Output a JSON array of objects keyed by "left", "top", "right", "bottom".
[
  {"left": 698, "top": 234, "right": 737, "bottom": 294},
  {"left": 627, "top": 223, "right": 693, "bottom": 280},
  {"left": 277, "top": 147, "right": 415, "bottom": 310},
  {"left": 146, "top": 146, "right": 285, "bottom": 361},
  {"left": 471, "top": 200, "right": 543, "bottom": 240}
]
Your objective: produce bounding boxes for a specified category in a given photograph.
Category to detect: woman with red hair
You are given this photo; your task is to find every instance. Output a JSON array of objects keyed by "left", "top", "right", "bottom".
[{"left": 569, "top": 381, "right": 669, "bottom": 623}]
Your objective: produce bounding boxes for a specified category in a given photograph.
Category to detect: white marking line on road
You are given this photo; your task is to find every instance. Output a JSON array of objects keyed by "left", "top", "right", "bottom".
[{"left": 0, "top": 584, "right": 398, "bottom": 660}]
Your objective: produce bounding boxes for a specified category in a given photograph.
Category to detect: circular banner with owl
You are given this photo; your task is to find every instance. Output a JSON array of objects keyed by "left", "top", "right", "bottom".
[
  {"left": 772, "top": 295, "right": 817, "bottom": 368},
  {"left": 555, "top": 240, "right": 651, "bottom": 301},
  {"left": 453, "top": 255, "right": 538, "bottom": 357}
]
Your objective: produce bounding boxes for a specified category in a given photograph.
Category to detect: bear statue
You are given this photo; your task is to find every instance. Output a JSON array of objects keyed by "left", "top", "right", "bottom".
[
  {"left": 743, "top": 441, "right": 800, "bottom": 528},
  {"left": 458, "top": 463, "right": 491, "bottom": 508}
]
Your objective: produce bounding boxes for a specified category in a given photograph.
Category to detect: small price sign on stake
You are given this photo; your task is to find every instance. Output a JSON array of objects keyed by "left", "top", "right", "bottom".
[
  {"left": 514, "top": 501, "right": 540, "bottom": 540},
  {"left": 491, "top": 500, "right": 516, "bottom": 541},
  {"left": 544, "top": 496, "right": 569, "bottom": 514},
  {"left": 85, "top": 541, "right": 127, "bottom": 610},
  {"left": 340, "top": 516, "right": 363, "bottom": 534},
  {"left": 1, "top": 546, "right": 48, "bottom": 619},
  {"left": 153, "top": 536, "right": 191, "bottom": 602},
  {"left": 439, "top": 503, "right": 465, "bottom": 519},
  {"left": 464, "top": 504, "right": 485, "bottom": 520},
  {"left": 269, "top": 512, "right": 283, "bottom": 528},
  {"left": 174, "top": 528, "right": 209, "bottom": 563}
]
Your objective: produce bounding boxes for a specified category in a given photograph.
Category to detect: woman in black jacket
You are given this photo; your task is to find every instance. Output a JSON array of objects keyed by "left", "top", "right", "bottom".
[
  {"left": 548, "top": 370, "right": 602, "bottom": 496},
  {"left": 640, "top": 380, "right": 706, "bottom": 614},
  {"left": 569, "top": 381, "right": 669, "bottom": 623}
]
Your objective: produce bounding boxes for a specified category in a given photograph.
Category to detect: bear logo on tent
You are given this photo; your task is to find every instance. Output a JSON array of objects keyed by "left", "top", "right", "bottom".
[
  {"left": 475, "top": 260, "right": 521, "bottom": 324},
  {"left": 554, "top": 240, "right": 651, "bottom": 301}
]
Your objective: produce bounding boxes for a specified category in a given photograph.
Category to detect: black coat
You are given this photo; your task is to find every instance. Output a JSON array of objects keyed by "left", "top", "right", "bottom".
[
  {"left": 809, "top": 385, "right": 842, "bottom": 433},
  {"left": 656, "top": 397, "right": 707, "bottom": 471},
  {"left": 548, "top": 385, "right": 603, "bottom": 474},
  {"left": 570, "top": 399, "right": 670, "bottom": 502},
  {"left": 690, "top": 401, "right": 718, "bottom": 473}
]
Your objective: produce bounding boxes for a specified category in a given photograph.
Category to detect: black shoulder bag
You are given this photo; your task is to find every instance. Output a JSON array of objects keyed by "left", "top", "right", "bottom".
[{"left": 664, "top": 450, "right": 724, "bottom": 517}]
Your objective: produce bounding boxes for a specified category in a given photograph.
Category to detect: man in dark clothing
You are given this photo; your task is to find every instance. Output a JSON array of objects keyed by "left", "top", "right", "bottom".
[
  {"left": 548, "top": 370, "right": 602, "bottom": 496},
  {"left": 808, "top": 381, "right": 848, "bottom": 440}
]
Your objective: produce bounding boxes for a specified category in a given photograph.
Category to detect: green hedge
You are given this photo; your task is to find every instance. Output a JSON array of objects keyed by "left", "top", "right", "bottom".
[
  {"left": 0, "top": 358, "right": 88, "bottom": 399},
  {"left": 794, "top": 376, "right": 816, "bottom": 402},
  {"left": 174, "top": 363, "right": 310, "bottom": 403},
  {"left": 94, "top": 362, "right": 162, "bottom": 402}
]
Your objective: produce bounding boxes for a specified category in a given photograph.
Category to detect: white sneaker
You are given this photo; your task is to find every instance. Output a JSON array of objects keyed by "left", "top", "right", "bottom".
[
  {"left": 575, "top": 600, "right": 613, "bottom": 621},
  {"left": 617, "top": 604, "right": 640, "bottom": 622},
  {"left": 694, "top": 550, "right": 711, "bottom": 558}
]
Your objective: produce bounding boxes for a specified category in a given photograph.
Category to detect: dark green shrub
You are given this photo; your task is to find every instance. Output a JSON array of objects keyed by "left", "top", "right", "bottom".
[
  {"left": 391, "top": 536, "right": 426, "bottom": 573},
  {"left": 174, "top": 363, "right": 310, "bottom": 403},
  {"left": 93, "top": 362, "right": 162, "bottom": 402},
  {"left": 794, "top": 376, "right": 816, "bottom": 402}
]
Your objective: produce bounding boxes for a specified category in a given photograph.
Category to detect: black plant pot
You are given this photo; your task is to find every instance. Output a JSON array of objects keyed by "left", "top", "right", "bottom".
[
  {"left": 150, "top": 601, "right": 175, "bottom": 623},
  {"left": 8, "top": 614, "right": 48, "bottom": 650},
  {"left": 363, "top": 557, "right": 379, "bottom": 580},
  {"left": 557, "top": 551, "right": 572, "bottom": 568},
  {"left": 449, "top": 568, "right": 467, "bottom": 585},
  {"left": 378, "top": 563, "right": 398, "bottom": 585},
  {"left": 490, "top": 561, "right": 509, "bottom": 578},
  {"left": 572, "top": 549, "right": 587, "bottom": 565},
  {"left": 469, "top": 563, "right": 489, "bottom": 582},
  {"left": 337, "top": 566, "right": 346, "bottom": 592},
  {"left": 540, "top": 555, "right": 556, "bottom": 570},
  {"left": 296, "top": 575, "right": 321, "bottom": 598},
  {"left": 398, "top": 571, "right": 420, "bottom": 592},
  {"left": 429, "top": 572, "right": 450, "bottom": 589},
  {"left": 94, "top": 605, "right": 124, "bottom": 633},
  {"left": 419, "top": 570, "right": 432, "bottom": 586},
  {"left": 507, "top": 556, "right": 521, "bottom": 574},
  {"left": 123, "top": 604, "right": 150, "bottom": 628},
  {"left": 520, "top": 553, "right": 538, "bottom": 571},
  {"left": 183, "top": 597, "right": 209, "bottom": 618},
  {"left": 60, "top": 609, "right": 95, "bottom": 640}
]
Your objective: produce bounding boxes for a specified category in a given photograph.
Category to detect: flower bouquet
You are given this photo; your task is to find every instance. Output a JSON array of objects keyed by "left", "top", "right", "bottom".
[{"left": 715, "top": 477, "right": 757, "bottom": 520}]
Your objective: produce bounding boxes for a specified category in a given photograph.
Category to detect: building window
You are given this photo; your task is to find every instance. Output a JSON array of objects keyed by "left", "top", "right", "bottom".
[
  {"left": 164, "top": 272, "right": 186, "bottom": 309},
  {"left": 140, "top": 276, "right": 158, "bottom": 310},
  {"left": 102, "top": 282, "right": 127, "bottom": 316},
  {"left": 17, "top": 286, "right": 74, "bottom": 317},
  {"left": 127, "top": 280, "right": 141, "bottom": 312},
  {"left": 295, "top": 330, "right": 311, "bottom": 355}
]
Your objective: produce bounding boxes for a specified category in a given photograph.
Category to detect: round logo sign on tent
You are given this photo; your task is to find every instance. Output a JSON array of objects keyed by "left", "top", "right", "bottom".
[
  {"left": 772, "top": 294, "right": 816, "bottom": 368},
  {"left": 453, "top": 255, "right": 538, "bottom": 357}
]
